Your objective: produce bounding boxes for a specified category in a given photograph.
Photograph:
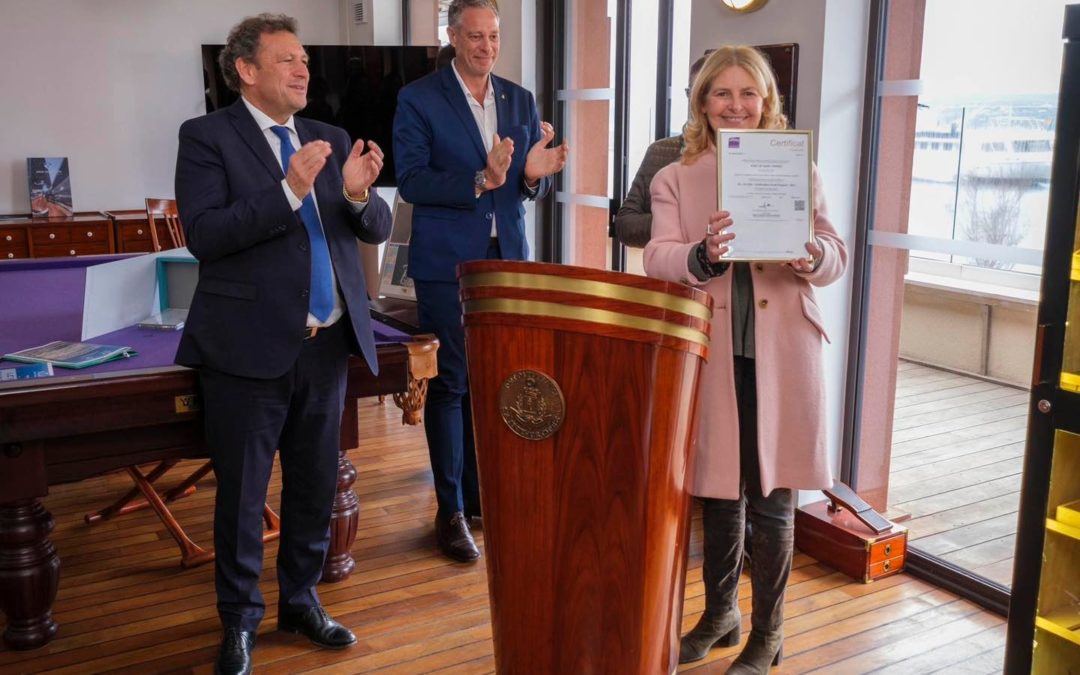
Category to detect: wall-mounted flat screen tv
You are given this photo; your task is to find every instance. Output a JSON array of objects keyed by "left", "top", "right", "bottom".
[{"left": 202, "top": 45, "right": 439, "bottom": 187}]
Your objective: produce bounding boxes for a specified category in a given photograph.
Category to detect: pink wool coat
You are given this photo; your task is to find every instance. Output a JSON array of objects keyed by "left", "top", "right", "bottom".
[{"left": 644, "top": 146, "right": 847, "bottom": 500}]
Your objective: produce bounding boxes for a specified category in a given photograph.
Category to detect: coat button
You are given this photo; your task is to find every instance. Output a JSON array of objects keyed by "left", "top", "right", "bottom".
[
  {"left": 755, "top": 263, "right": 764, "bottom": 272},
  {"left": 300, "top": 289, "right": 309, "bottom": 298},
  {"left": 299, "top": 242, "right": 308, "bottom": 252},
  {"left": 758, "top": 299, "right": 768, "bottom": 309},
  {"left": 485, "top": 212, "right": 493, "bottom": 220}
]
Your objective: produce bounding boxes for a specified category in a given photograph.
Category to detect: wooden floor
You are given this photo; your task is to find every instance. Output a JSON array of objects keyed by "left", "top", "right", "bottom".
[
  {"left": 0, "top": 395, "right": 1008, "bottom": 674},
  {"left": 888, "top": 361, "right": 1029, "bottom": 587}
]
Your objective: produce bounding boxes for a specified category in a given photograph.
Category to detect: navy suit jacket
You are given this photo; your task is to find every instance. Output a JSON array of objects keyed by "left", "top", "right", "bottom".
[
  {"left": 393, "top": 66, "right": 551, "bottom": 282},
  {"left": 174, "top": 100, "right": 391, "bottom": 378}
]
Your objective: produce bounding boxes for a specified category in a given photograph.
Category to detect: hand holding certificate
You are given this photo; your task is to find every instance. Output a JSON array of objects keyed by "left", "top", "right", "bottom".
[{"left": 716, "top": 129, "right": 815, "bottom": 262}]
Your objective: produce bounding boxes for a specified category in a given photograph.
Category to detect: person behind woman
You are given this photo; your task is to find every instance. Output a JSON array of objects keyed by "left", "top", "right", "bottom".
[{"left": 644, "top": 45, "right": 847, "bottom": 673}]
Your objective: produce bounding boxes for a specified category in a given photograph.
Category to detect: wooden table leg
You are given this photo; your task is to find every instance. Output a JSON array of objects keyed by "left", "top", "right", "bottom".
[
  {"left": 322, "top": 402, "right": 360, "bottom": 583},
  {"left": 0, "top": 498, "right": 60, "bottom": 650},
  {"left": 320, "top": 336, "right": 437, "bottom": 583}
]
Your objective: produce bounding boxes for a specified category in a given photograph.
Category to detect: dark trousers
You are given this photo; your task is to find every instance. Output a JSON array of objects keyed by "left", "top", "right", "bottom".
[
  {"left": 700, "top": 356, "right": 795, "bottom": 633},
  {"left": 414, "top": 238, "right": 501, "bottom": 517},
  {"left": 200, "top": 320, "right": 350, "bottom": 631}
]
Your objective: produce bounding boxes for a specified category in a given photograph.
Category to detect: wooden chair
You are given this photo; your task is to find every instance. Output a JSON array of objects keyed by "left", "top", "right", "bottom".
[
  {"left": 83, "top": 200, "right": 280, "bottom": 567},
  {"left": 144, "top": 198, "right": 186, "bottom": 252},
  {"left": 85, "top": 461, "right": 280, "bottom": 568}
]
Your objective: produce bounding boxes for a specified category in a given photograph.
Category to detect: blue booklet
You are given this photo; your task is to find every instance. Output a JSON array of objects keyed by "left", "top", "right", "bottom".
[
  {"left": 0, "top": 361, "right": 54, "bottom": 381},
  {"left": 3, "top": 341, "right": 136, "bottom": 369}
]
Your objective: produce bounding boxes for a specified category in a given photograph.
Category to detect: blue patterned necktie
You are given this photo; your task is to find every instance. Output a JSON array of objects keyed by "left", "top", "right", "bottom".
[{"left": 270, "top": 125, "right": 334, "bottom": 322}]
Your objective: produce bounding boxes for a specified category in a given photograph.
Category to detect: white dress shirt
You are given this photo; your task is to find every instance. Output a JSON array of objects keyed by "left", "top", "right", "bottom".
[{"left": 451, "top": 59, "right": 499, "bottom": 237}]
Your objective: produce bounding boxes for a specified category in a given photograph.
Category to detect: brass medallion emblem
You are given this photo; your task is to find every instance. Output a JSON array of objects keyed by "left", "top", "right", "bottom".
[{"left": 498, "top": 369, "right": 565, "bottom": 441}]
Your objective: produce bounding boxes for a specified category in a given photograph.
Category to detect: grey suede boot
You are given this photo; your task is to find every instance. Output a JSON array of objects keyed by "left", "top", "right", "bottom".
[
  {"left": 726, "top": 485, "right": 794, "bottom": 674},
  {"left": 679, "top": 497, "right": 745, "bottom": 664},
  {"left": 679, "top": 610, "right": 742, "bottom": 663},
  {"left": 726, "top": 629, "right": 783, "bottom": 674}
]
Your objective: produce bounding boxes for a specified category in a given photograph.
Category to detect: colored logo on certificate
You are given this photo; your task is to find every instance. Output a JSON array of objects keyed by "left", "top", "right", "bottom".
[{"left": 727, "top": 137, "right": 740, "bottom": 149}]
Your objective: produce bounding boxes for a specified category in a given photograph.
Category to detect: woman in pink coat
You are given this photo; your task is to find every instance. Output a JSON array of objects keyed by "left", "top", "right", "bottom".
[{"left": 644, "top": 46, "right": 847, "bottom": 673}]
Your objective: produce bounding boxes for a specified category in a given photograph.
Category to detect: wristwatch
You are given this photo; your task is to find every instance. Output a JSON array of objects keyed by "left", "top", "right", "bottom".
[{"left": 474, "top": 169, "right": 488, "bottom": 192}]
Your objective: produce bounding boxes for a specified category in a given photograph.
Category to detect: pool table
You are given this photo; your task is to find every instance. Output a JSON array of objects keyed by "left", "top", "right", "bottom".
[{"left": 0, "top": 255, "right": 436, "bottom": 650}]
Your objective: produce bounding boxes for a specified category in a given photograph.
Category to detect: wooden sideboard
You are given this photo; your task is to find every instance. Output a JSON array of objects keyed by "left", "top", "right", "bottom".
[
  {"left": 0, "top": 213, "right": 114, "bottom": 260},
  {"left": 101, "top": 209, "right": 167, "bottom": 253},
  {"left": 0, "top": 208, "right": 177, "bottom": 259}
]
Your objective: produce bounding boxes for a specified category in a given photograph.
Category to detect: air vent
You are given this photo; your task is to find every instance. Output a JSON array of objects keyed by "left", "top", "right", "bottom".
[{"left": 353, "top": 0, "right": 368, "bottom": 25}]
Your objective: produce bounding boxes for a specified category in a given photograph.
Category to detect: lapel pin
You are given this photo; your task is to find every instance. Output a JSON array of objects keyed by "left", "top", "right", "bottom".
[{"left": 500, "top": 93, "right": 506, "bottom": 100}]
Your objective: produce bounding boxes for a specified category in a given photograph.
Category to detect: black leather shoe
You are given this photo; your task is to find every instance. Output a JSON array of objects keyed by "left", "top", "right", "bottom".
[
  {"left": 436, "top": 511, "right": 481, "bottom": 562},
  {"left": 215, "top": 628, "right": 255, "bottom": 675},
  {"left": 277, "top": 606, "right": 357, "bottom": 649}
]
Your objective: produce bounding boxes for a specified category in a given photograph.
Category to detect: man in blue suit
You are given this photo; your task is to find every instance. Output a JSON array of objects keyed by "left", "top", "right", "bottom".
[
  {"left": 174, "top": 14, "right": 391, "bottom": 675},
  {"left": 393, "top": 0, "right": 568, "bottom": 563}
]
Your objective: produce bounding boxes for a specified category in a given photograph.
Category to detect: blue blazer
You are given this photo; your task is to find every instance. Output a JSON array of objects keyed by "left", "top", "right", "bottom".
[
  {"left": 174, "top": 100, "right": 391, "bottom": 378},
  {"left": 393, "top": 66, "right": 551, "bottom": 282}
]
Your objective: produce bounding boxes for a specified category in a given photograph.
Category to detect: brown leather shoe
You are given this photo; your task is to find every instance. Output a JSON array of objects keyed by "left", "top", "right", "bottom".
[{"left": 436, "top": 511, "right": 481, "bottom": 563}]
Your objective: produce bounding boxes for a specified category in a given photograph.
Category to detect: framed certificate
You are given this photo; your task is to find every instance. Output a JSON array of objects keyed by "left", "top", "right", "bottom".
[{"left": 716, "top": 129, "right": 814, "bottom": 261}]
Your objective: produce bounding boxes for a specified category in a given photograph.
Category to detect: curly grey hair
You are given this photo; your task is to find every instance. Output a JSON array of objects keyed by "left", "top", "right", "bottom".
[
  {"left": 218, "top": 13, "right": 299, "bottom": 93},
  {"left": 447, "top": 0, "right": 499, "bottom": 29}
]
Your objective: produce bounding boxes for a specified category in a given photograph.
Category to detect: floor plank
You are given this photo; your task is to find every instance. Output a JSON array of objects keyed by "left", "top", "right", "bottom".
[
  {"left": 888, "top": 362, "right": 1027, "bottom": 590},
  {"left": 0, "top": 396, "right": 1008, "bottom": 674}
]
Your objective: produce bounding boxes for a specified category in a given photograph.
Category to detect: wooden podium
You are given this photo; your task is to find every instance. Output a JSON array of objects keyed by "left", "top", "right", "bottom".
[{"left": 459, "top": 260, "right": 713, "bottom": 674}]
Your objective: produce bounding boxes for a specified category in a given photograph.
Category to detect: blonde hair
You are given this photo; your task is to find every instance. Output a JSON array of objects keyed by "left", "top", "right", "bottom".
[{"left": 682, "top": 45, "right": 787, "bottom": 165}]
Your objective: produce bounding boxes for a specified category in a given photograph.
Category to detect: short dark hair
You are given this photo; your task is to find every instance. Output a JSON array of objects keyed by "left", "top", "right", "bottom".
[
  {"left": 447, "top": 0, "right": 499, "bottom": 30},
  {"left": 436, "top": 44, "right": 456, "bottom": 69},
  {"left": 218, "top": 13, "right": 299, "bottom": 93},
  {"left": 689, "top": 56, "right": 707, "bottom": 86}
]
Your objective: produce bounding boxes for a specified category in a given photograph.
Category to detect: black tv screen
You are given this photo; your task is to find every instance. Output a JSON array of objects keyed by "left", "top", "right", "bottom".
[{"left": 202, "top": 45, "right": 439, "bottom": 187}]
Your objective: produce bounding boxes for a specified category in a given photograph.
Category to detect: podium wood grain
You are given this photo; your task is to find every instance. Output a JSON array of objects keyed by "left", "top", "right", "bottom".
[{"left": 460, "top": 261, "right": 712, "bottom": 674}]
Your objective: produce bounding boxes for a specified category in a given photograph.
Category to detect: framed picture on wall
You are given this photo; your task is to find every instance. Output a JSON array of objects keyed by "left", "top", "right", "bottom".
[{"left": 27, "top": 157, "right": 73, "bottom": 218}]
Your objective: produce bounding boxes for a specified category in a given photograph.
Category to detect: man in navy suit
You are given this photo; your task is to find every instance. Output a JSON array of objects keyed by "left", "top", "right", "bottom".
[
  {"left": 174, "top": 14, "right": 391, "bottom": 675},
  {"left": 393, "top": 0, "right": 568, "bottom": 563}
]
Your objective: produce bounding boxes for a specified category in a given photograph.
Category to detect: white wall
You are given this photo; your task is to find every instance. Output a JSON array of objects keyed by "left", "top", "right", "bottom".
[
  {"left": 690, "top": 0, "right": 827, "bottom": 138},
  {"left": 690, "top": 0, "right": 869, "bottom": 494},
  {"left": 0, "top": 0, "right": 342, "bottom": 214}
]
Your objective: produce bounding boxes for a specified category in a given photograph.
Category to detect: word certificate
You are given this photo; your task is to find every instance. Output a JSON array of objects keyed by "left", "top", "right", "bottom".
[{"left": 716, "top": 129, "right": 814, "bottom": 261}]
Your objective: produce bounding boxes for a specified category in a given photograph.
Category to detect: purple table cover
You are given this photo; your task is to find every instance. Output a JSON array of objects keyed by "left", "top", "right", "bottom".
[{"left": 0, "top": 256, "right": 412, "bottom": 381}]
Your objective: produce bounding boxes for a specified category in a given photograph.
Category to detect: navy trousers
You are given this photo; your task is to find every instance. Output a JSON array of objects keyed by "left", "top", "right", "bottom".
[
  {"left": 414, "top": 238, "right": 501, "bottom": 518},
  {"left": 199, "top": 320, "right": 350, "bottom": 630}
]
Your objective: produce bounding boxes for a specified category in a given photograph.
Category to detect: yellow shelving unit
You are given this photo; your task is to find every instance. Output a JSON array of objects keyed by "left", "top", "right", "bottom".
[
  {"left": 1061, "top": 250, "right": 1080, "bottom": 393},
  {"left": 1032, "top": 431, "right": 1080, "bottom": 673},
  {"left": 1005, "top": 7, "right": 1080, "bottom": 672}
]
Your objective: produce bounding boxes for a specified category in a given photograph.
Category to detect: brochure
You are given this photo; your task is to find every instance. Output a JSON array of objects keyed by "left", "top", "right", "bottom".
[
  {"left": 137, "top": 308, "right": 188, "bottom": 331},
  {"left": 0, "top": 361, "right": 55, "bottom": 381},
  {"left": 3, "top": 341, "right": 136, "bottom": 369}
]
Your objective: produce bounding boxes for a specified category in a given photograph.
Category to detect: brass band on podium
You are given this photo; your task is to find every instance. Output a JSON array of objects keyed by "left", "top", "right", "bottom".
[
  {"left": 461, "top": 297, "right": 710, "bottom": 347},
  {"left": 459, "top": 270, "right": 713, "bottom": 321}
]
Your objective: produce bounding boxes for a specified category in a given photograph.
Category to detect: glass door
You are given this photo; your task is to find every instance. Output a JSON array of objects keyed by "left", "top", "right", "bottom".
[{"left": 850, "top": 0, "right": 1073, "bottom": 604}]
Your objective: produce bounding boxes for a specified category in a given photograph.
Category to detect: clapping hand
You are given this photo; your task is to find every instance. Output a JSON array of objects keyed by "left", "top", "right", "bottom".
[
  {"left": 285, "top": 140, "right": 333, "bottom": 200},
  {"left": 482, "top": 133, "right": 515, "bottom": 190},
  {"left": 342, "top": 140, "right": 384, "bottom": 198},
  {"left": 524, "top": 122, "right": 569, "bottom": 184}
]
